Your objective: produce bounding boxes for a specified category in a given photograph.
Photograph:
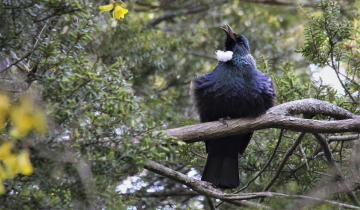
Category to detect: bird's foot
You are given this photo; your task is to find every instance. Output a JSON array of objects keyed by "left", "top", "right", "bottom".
[{"left": 219, "top": 117, "right": 231, "bottom": 127}]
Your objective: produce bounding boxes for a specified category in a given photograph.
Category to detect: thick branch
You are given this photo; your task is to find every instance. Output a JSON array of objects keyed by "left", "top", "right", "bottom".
[
  {"left": 163, "top": 99, "right": 360, "bottom": 143},
  {"left": 144, "top": 159, "right": 360, "bottom": 209},
  {"left": 144, "top": 159, "right": 270, "bottom": 209},
  {"left": 147, "top": 99, "right": 360, "bottom": 208}
]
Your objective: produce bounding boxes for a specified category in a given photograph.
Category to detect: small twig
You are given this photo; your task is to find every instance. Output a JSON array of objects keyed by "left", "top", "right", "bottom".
[
  {"left": 148, "top": 5, "right": 209, "bottom": 26},
  {"left": 1, "top": 51, "right": 33, "bottom": 73},
  {"left": 337, "top": 71, "right": 360, "bottom": 87},
  {"left": 240, "top": 0, "right": 319, "bottom": 7},
  {"left": 27, "top": 19, "right": 50, "bottom": 66},
  {"left": 239, "top": 129, "right": 284, "bottom": 192},
  {"left": 206, "top": 196, "right": 217, "bottom": 210},
  {"left": 286, "top": 147, "right": 323, "bottom": 176},
  {"left": 313, "top": 133, "right": 360, "bottom": 206},
  {"left": 299, "top": 142, "right": 310, "bottom": 171},
  {"left": 328, "top": 134, "right": 360, "bottom": 142},
  {"left": 216, "top": 130, "right": 284, "bottom": 208},
  {"left": 262, "top": 132, "right": 306, "bottom": 192},
  {"left": 309, "top": 28, "right": 322, "bottom": 61},
  {"left": 37, "top": 147, "right": 97, "bottom": 209},
  {"left": 340, "top": 140, "right": 344, "bottom": 167},
  {"left": 185, "top": 51, "right": 217, "bottom": 60},
  {"left": 190, "top": 149, "right": 206, "bottom": 159},
  {"left": 119, "top": 191, "right": 199, "bottom": 198},
  {"left": 328, "top": 43, "right": 359, "bottom": 104}
]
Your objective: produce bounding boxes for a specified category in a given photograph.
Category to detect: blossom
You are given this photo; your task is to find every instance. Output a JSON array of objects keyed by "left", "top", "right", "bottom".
[
  {"left": 0, "top": 142, "right": 12, "bottom": 159},
  {"left": 3, "top": 153, "right": 18, "bottom": 178},
  {"left": 0, "top": 165, "right": 7, "bottom": 180},
  {"left": 99, "top": 1, "right": 128, "bottom": 20},
  {"left": 0, "top": 142, "right": 34, "bottom": 194},
  {"left": 99, "top": 4, "right": 114, "bottom": 13},
  {"left": 9, "top": 97, "right": 47, "bottom": 139},
  {"left": 18, "top": 151, "right": 33, "bottom": 176},
  {"left": 0, "top": 182, "right": 4, "bottom": 194},
  {"left": 114, "top": 5, "right": 128, "bottom": 19},
  {"left": 0, "top": 94, "right": 10, "bottom": 130},
  {"left": 0, "top": 94, "right": 9, "bottom": 113}
]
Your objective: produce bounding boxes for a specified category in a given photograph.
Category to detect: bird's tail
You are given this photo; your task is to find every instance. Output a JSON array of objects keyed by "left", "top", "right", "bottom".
[
  {"left": 201, "top": 153, "right": 239, "bottom": 189},
  {"left": 201, "top": 133, "right": 252, "bottom": 189}
]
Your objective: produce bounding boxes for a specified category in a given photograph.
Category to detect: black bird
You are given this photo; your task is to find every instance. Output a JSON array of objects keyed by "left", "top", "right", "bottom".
[{"left": 191, "top": 25, "right": 276, "bottom": 189}]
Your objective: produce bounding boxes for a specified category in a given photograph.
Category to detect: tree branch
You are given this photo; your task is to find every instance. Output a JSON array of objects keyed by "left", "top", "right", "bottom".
[
  {"left": 239, "top": 129, "right": 284, "bottom": 192},
  {"left": 148, "top": 5, "right": 209, "bottom": 26},
  {"left": 185, "top": 50, "right": 217, "bottom": 60},
  {"left": 163, "top": 99, "right": 360, "bottom": 143},
  {"left": 150, "top": 99, "right": 360, "bottom": 207},
  {"left": 262, "top": 132, "right": 306, "bottom": 192},
  {"left": 240, "top": 0, "right": 319, "bottom": 7},
  {"left": 206, "top": 196, "right": 217, "bottom": 210},
  {"left": 120, "top": 190, "right": 200, "bottom": 198},
  {"left": 36, "top": 146, "right": 97, "bottom": 209},
  {"left": 144, "top": 159, "right": 270, "bottom": 209},
  {"left": 312, "top": 133, "right": 360, "bottom": 206},
  {"left": 144, "top": 159, "right": 360, "bottom": 209},
  {"left": 328, "top": 134, "right": 360, "bottom": 142}
]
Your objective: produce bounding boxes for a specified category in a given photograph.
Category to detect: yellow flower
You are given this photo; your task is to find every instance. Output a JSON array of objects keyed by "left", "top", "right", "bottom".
[
  {"left": 99, "top": 4, "right": 114, "bottom": 13},
  {"left": 3, "top": 153, "right": 18, "bottom": 178},
  {"left": 0, "top": 94, "right": 10, "bottom": 113},
  {"left": 18, "top": 151, "right": 33, "bottom": 176},
  {"left": 0, "top": 165, "right": 7, "bottom": 180},
  {"left": 9, "top": 96, "right": 47, "bottom": 139},
  {"left": 33, "top": 110, "right": 47, "bottom": 135},
  {"left": 0, "top": 94, "right": 10, "bottom": 130},
  {"left": 10, "top": 105, "right": 34, "bottom": 138},
  {"left": 99, "top": 1, "right": 128, "bottom": 20},
  {"left": 114, "top": 5, "right": 128, "bottom": 19},
  {"left": 0, "top": 181, "right": 4, "bottom": 194},
  {"left": 0, "top": 142, "right": 13, "bottom": 159}
]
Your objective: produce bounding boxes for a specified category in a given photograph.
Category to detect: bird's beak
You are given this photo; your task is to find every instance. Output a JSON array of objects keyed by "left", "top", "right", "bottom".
[{"left": 221, "top": 24, "right": 236, "bottom": 41}]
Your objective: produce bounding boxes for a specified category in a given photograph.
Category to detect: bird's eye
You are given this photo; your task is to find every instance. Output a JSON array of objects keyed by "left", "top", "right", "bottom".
[{"left": 237, "top": 39, "right": 244, "bottom": 44}]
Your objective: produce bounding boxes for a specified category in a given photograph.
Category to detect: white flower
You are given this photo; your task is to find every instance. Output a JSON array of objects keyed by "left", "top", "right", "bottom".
[{"left": 215, "top": 50, "right": 233, "bottom": 62}]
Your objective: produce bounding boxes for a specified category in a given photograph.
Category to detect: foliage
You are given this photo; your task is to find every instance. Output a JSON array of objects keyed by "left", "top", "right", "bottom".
[{"left": 0, "top": 0, "right": 359, "bottom": 209}]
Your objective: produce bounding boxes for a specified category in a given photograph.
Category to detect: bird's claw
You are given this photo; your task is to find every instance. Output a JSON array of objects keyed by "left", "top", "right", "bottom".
[{"left": 219, "top": 117, "right": 231, "bottom": 127}]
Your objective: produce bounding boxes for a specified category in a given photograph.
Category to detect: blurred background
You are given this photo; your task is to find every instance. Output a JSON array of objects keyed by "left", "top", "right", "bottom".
[{"left": 1, "top": 0, "right": 360, "bottom": 209}]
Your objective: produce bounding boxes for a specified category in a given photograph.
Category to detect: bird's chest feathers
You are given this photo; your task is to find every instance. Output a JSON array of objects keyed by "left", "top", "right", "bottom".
[
  {"left": 231, "top": 53, "right": 256, "bottom": 69},
  {"left": 215, "top": 55, "right": 256, "bottom": 87},
  {"left": 202, "top": 54, "right": 262, "bottom": 98}
]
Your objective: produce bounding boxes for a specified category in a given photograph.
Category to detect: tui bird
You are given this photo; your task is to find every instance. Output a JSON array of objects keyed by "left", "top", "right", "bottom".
[{"left": 191, "top": 25, "right": 276, "bottom": 189}]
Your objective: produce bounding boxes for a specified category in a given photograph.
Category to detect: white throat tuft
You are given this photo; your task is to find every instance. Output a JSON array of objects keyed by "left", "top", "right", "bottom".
[{"left": 215, "top": 50, "right": 233, "bottom": 62}]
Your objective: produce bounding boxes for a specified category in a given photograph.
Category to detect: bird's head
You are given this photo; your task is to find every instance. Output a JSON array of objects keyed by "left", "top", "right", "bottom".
[{"left": 221, "top": 24, "right": 251, "bottom": 55}]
